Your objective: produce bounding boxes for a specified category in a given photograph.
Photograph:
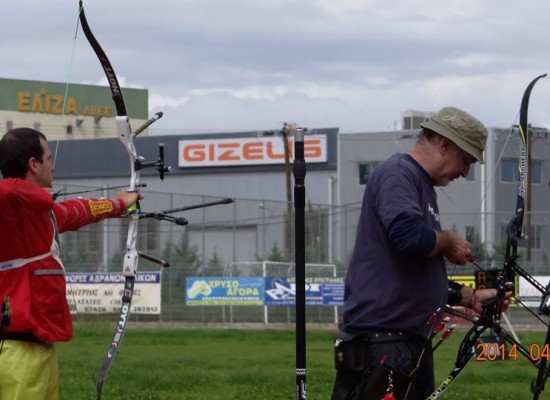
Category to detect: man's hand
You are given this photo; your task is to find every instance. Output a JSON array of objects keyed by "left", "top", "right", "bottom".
[
  {"left": 431, "top": 230, "right": 473, "bottom": 265},
  {"left": 462, "top": 287, "right": 513, "bottom": 313},
  {"left": 116, "top": 190, "right": 142, "bottom": 209}
]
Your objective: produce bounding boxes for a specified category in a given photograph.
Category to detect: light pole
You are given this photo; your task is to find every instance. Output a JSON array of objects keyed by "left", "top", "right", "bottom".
[{"left": 258, "top": 202, "right": 274, "bottom": 259}]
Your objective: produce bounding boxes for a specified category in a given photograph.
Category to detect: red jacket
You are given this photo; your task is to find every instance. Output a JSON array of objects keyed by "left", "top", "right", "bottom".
[{"left": 0, "top": 178, "right": 126, "bottom": 342}]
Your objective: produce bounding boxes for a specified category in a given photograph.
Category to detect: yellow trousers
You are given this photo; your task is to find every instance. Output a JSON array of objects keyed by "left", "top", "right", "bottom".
[{"left": 0, "top": 340, "right": 58, "bottom": 400}]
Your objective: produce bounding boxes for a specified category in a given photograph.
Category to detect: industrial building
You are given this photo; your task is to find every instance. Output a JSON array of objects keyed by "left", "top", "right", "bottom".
[{"left": 2, "top": 78, "right": 550, "bottom": 275}]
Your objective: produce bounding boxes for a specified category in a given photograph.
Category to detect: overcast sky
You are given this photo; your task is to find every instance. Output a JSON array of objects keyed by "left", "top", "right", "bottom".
[{"left": 3, "top": 0, "right": 550, "bottom": 135}]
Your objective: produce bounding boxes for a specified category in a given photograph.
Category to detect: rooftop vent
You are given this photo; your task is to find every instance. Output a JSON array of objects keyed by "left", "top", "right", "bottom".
[{"left": 401, "top": 110, "right": 435, "bottom": 130}]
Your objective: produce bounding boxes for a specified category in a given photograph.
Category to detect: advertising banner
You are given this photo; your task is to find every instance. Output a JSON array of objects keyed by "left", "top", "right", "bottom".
[
  {"left": 264, "top": 277, "right": 344, "bottom": 306},
  {"left": 186, "top": 277, "right": 264, "bottom": 305},
  {"left": 518, "top": 275, "right": 550, "bottom": 307},
  {"left": 179, "top": 135, "right": 327, "bottom": 167},
  {"left": 66, "top": 272, "right": 162, "bottom": 314}
]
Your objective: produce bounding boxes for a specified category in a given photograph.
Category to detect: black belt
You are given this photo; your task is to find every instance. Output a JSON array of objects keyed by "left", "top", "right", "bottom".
[
  {"left": 363, "top": 330, "right": 418, "bottom": 344},
  {"left": 1, "top": 332, "right": 44, "bottom": 343}
]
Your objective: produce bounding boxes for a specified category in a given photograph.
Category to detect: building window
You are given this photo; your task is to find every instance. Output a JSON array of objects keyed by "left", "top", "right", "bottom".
[
  {"left": 501, "top": 159, "right": 517, "bottom": 182},
  {"left": 465, "top": 225, "right": 476, "bottom": 242},
  {"left": 501, "top": 159, "right": 542, "bottom": 184},
  {"left": 465, "top": 166, "right": 475, "bottom": 181},
  {"left": 523, "top": 225, "right": 542, "bottom": 250},
  {"left": 532, "top": 160, "right": 542, "bottom": 184},
  {"left": 359, "top": 162, "right": 379, "bottom": 185}
]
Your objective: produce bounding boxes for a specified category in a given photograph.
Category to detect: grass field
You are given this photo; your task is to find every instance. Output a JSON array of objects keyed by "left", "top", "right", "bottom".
[{"left": 58, "top": 325, "right": 550, "bottom": 399}]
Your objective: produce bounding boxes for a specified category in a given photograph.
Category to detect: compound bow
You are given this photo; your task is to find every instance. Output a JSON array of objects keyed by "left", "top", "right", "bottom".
[{"left": 428, "top": 73, "right": 550, "bottom": 399}]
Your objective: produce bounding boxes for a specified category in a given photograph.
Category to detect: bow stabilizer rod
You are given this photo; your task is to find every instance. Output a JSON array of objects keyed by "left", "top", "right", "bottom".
[
  {"left": 134, "top": 112, "right": 163, "bottom": 136},
  {"left": 139, "top": 198, "right": 234, "bottom": 226},
  {"left": 160, "top": 197, "right": 234, "bottom": 215}
]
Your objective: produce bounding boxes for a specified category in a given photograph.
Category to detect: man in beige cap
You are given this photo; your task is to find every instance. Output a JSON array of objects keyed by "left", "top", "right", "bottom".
[{"left": 331, "top": 107, "right": 511, "bottom": 399}]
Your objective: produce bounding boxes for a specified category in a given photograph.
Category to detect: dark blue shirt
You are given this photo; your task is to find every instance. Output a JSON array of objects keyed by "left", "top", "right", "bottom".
[{"left": 343, "top": 153, "right": 448, "bottom": 336}]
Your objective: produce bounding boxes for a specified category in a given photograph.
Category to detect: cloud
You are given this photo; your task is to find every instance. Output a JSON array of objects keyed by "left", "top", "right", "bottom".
[{"left": 2, "top": 0, "right": 550, "bottom": 134}]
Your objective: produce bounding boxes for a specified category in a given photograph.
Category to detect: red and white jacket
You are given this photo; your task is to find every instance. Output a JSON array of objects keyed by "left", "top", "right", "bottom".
[{"left": 0, "top": 178, "right": 126, "bottom": 342}]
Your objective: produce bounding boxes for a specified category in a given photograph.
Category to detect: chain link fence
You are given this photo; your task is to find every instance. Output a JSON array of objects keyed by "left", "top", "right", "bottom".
[{"left": 57, "top": 186, "right": 550, "bottom": 327}]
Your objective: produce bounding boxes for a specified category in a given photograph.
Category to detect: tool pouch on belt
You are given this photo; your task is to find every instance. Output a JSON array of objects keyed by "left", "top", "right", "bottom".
[
  {"left": 333, "top": 330, "right": 414, "bottom": 398},
  {"left": 333, "top": 331, "right": 368, "bottom": 372}
]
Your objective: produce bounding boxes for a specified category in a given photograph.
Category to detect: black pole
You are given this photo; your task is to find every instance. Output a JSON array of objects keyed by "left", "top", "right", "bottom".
[{"left": 293, "top": 128, "right": 307, "bottom": 399}]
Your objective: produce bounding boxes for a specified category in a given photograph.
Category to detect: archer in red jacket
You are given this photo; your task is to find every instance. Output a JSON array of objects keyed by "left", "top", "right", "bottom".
[{"left": 0, "top": 127, "right": 140, "bottom": 400}]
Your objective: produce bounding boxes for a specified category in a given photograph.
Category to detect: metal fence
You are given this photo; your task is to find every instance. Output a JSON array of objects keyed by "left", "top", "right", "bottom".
[{"left": 58, "top": 186, "right": 550, "bottom": 326}]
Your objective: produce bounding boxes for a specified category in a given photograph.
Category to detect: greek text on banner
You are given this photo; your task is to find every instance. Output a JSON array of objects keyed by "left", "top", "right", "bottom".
[
  {"left": 66, "top": 272, "right": 161, "bottom": 314},
  {"left": 186, "top": 277, "right": 264, "bottom": 305}
]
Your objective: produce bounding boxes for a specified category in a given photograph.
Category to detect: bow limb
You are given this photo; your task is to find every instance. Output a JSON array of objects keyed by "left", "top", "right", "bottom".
[
  {"left": 497, "top": 73, "right": 546, "bottom": 318},
  {"left": 77, "top": 1, "right": 127, "bottom": 116},
  {"left": 504, "top": 73, "right": 546, "bottom": 269},
  {"left": 516, "top": 73, "right": 550, "bottom": 400},
  {"left": 427, "top": 304, "right": 497, "bottom": 399}
]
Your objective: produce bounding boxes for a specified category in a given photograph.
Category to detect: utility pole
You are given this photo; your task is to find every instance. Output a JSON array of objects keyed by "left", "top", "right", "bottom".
[{"left": 281, "top": 122, "right": 294, "bottom": 257}]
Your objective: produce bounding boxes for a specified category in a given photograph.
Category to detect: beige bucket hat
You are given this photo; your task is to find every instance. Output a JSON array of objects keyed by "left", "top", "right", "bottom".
[{"left": 421, "top": 107, "right": 488, "bottom": 163}]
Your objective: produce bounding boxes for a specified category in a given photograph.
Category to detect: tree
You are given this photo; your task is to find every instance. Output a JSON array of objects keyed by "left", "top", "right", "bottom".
[
  {"left": 305, "top": 240, "right": 323, "bottom": 263},
  {"left": 202, "top": 249, "right": 224, "bottom": 276},
  {"left": 162, "top": 233, "right": 202, "bottom": 278},
  {"left": 62, "top": 232, "right": 97, "bottom": 271},
  {"left": 468, "top": 231, "right": 489, "bottom": 262},
  {"left": 266, "top": 242, "right": 289, "bottom": 262}
]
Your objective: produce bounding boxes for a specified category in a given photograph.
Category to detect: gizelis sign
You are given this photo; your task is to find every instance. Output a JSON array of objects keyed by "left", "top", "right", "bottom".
[{"left": 178, "top": 135, "right": 327, "bottom": 167}]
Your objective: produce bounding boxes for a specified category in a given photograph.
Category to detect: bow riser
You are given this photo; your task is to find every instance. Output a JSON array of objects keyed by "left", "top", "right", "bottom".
[
  {"left": 116, "top": 117, "right": 138, "bottom": 190},
  {"left": 123, "top": 217, "right": 139, "bottom": 277}
]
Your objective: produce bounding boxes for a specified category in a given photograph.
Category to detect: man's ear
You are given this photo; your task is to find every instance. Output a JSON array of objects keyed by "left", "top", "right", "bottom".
[
  {"left": 439, "top": 137, "right": 452, "bottom": 155},
  {"left": 26, "top": 157, "right": 39, "bottom": 176}
]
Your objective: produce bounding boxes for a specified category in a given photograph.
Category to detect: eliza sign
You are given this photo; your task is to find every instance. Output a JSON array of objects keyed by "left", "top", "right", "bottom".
[
  {"left": 178, "top": 135, "right": 327, "bottom": 167},
  {"left": 17, "top": 89, "right": 113, "bottom": 117}
]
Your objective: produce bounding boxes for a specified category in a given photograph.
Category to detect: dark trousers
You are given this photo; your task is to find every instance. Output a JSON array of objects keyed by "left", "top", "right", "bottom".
[{"left": 331, "top": 335, "right": 434, "bottom": 400}]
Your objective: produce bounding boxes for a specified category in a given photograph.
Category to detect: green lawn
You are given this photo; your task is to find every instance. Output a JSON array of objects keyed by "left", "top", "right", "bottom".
[{"left": 58, "top": 325, "right": 550, "bottom": 399}]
